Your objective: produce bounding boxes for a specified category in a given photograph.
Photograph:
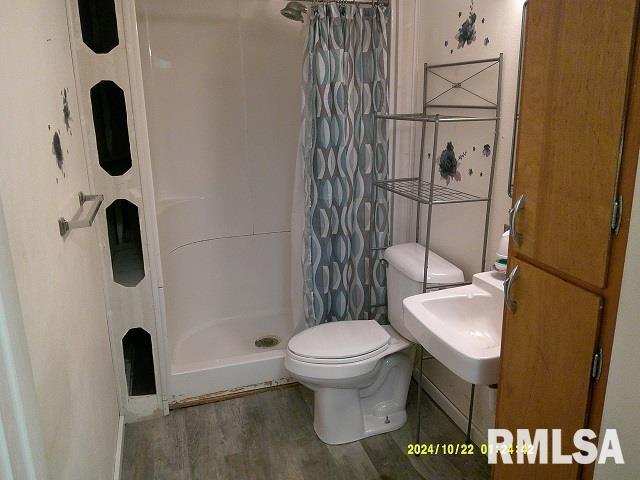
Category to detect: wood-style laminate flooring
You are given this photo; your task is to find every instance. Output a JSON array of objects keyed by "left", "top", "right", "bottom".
[{"left": 123, "top": 382, "right": 490, "bottom": 479}]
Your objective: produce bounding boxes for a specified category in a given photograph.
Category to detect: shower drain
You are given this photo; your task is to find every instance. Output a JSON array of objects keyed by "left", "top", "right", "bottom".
[{"left": 254, "top": 335, "right": 281, "bottom": 348}]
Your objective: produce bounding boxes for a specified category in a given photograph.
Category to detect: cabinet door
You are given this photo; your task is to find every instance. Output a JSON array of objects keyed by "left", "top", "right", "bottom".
[
  {"left": 511, "top": 0, "right": 637, "bottom": 287},
  {"left": 494, "top": 259, "right": 601, "bottom": 479}
]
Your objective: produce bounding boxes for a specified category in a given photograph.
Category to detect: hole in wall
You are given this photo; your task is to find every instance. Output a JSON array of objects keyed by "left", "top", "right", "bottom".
[
  {"left": 106, "top": 199, "right": 145, "bottom": 287},
  {"left": 122, "top": 328, "right": 157, "bottom": 396},
  {"left": 78, "top": 0, "right": 119, "bottom": 54},
  {"left": 90, "top": 80, "right": 132, "bottom": 176}
]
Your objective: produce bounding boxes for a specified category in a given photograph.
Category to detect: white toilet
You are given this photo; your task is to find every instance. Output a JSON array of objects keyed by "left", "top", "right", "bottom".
[{"left": 285, "top": 243, "right": 464, "bottom": 444}]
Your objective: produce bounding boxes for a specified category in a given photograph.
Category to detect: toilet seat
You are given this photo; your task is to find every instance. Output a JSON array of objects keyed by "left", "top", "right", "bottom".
[
  {"left": 287, "top": 343, "right": 389, "bottom": 365},
  {"left": 287, "top": 320, "right": 390, "bottom": 364},
  {"left": 285, "top": 324, "right": 411, "bottom": 382}
]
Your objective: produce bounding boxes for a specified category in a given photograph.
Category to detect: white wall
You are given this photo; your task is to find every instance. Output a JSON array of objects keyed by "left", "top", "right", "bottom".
[
  {"left": 0, "top": 0, "right": 120, "bottom": 478},
  {"left": 594, "top": 159, "right": 640, "bottom": 479},
  {"left": 396, "top": 0, "right": 525, "bottom": 438},
  {"left": 0, "top": 193, "right": 49, "bottom": 480}
]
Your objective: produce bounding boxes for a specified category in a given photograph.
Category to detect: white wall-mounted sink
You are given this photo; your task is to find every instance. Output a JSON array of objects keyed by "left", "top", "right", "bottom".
[{"left": 403, "top": 271, "right": 505, "bottom": 385}]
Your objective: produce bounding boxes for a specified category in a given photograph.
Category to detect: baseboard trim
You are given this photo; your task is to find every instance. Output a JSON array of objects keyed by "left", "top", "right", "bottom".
[
  {"left": 113, "top": 415, "right": 125, "bottom": 480},
  {"left": 413, "top": 369, "right": 488, "bottom": 446}
]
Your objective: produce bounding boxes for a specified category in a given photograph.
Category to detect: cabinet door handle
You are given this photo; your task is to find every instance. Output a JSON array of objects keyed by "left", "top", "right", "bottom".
[
  {"left": 509, "top": 193, "right": 525, "bottom": 246},
  {"left": 504, "top": 264, "right": 520, "bottom": 313}
]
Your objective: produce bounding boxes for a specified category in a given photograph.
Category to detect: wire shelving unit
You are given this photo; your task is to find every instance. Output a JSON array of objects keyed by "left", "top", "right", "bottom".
[{"left": 370, "top": 54, "right": 503, "bottom": 445}]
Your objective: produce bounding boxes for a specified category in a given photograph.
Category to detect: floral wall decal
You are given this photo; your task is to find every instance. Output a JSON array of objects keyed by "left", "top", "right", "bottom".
[
  {"left": 439, "top": 142, "right": 462, "bottom": 184},
  {"left": 62, "top": 88, "right": 72, "bottom": 133},
  {"left": 443, "top": 2, "right": 495, "bottom": 55},
  {"left": 456, "top": 0, "right": 477, "bottom": 48},
  {"left": 52, "top": 130, "right": 64, "bottom": 171},
  {"left": 482, "top": 143, "right": 492, "bottom": 157}
]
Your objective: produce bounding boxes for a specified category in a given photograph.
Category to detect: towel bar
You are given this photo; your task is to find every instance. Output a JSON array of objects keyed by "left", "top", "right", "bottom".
[{"left": 58, "top": 192, "right": 104, "bottom": 237}]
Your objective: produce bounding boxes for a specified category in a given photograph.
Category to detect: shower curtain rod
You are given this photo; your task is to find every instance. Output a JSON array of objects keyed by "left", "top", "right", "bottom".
[{"left": 287, "top": 0, "right": 389, "bottom": 6}]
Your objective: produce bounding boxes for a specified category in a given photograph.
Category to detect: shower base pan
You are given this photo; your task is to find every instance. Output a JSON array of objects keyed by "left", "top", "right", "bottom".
[{"left": 168, "top": 312, "right": 296, "bottom": 405}]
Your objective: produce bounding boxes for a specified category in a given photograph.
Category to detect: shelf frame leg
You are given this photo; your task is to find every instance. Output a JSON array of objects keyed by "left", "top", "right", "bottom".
[
  {"left": 465, "top": 383, "right": 476, "bottom": 444},
  {"left": 415, "top": 344, "right": 424, "bottom": 447}
]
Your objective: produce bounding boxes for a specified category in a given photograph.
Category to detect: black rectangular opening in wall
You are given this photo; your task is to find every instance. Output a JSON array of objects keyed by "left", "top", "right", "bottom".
[
  {"left": 122, "top": 328, "right": 157, "bottom": 396},
  {"left": 106, "top": 199, "right": 145, "bottom": 287},
  {"left": 90, "top": 80, "right": 132, "bottom": 176},
  {"left": 78, "top": 0, "right": 119, "bottom": 54}
]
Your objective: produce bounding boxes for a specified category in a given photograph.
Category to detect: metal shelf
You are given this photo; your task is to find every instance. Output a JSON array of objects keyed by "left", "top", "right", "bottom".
[
  {"left": 374, "top": 112, "right": 498, "bottom": 123},
  {"left": 373, "top": 178, "right": 488, "bottom": 205}
]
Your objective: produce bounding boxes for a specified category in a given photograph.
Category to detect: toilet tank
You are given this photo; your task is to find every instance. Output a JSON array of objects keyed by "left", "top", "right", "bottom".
[{"left": 384, "top": 243, "right": 464, "bottom": 342}]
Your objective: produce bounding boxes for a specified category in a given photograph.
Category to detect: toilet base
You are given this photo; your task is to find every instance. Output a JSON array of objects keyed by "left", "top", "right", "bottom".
[
  {"left": 314, "top": 404, "right": 408, "bottom": 445},
  {"left": 309, "top": 350, "right": 413, "bottom": 445}
]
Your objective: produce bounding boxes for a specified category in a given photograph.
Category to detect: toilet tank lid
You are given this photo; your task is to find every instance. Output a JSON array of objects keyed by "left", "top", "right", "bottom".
[
  {"left": 384, "top": 242, "right": 464, "bottom": 284},
  {"left": 288, "top": 320, "right": 390, "bottom": 359}
]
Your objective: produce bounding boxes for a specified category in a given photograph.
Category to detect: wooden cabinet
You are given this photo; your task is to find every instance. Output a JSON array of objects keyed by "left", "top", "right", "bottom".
[
  {"left": 510, "top": 0, "right": 637, "bottom": 288},
  {"left": 494, "top": 259, "right": 601, "bottom": 480},
  {"left": 495, "top": 1, "right": 640, "bottom": 479}
]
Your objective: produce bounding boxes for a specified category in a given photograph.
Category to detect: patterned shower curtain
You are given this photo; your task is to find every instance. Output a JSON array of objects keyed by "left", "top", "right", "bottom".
[{"left": 300, "top": 3, "right": 390, "bottom": 327}]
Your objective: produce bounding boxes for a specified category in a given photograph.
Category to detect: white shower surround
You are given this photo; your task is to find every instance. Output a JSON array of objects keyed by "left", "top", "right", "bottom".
[{"left": 135, "top": 0, "right": 306, "bottom": 402}]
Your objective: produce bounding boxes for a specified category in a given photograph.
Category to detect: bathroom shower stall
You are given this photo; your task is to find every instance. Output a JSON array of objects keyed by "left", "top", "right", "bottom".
[{"left": 135, "top": 0, "right": 306, "bottom": 402}]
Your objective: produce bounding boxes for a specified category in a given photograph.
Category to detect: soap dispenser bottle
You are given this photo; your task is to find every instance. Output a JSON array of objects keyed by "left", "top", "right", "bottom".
[{"left": 494, "top": 230, "right": 510, "bottom": 272}]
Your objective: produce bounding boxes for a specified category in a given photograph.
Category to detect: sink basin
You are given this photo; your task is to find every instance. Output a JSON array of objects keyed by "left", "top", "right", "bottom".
[{"left": 403, "top": 271, "right": 505, "bottom": 385}]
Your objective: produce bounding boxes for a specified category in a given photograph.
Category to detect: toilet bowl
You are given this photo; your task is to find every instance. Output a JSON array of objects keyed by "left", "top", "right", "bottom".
[{"left": 285, "top": 243, "right": 464, "bottom": 444}]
